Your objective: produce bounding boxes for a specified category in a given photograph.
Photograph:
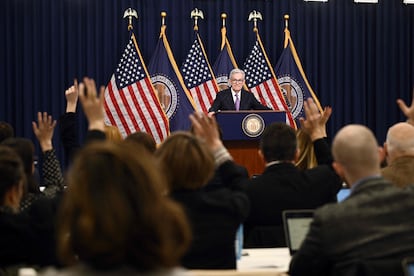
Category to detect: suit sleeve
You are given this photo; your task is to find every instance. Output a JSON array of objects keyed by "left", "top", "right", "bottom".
[
  {"left": 248, "top": 93, "right": 272, "bottom": 110},
  {"left": 209, "top": 93, "right": 222, "bottom": 112}
]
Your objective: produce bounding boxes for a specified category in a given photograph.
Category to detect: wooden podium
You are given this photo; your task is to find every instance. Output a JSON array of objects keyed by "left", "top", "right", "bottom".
[{"left": 215, "top": 111, "right": 287, "bottom": 177}]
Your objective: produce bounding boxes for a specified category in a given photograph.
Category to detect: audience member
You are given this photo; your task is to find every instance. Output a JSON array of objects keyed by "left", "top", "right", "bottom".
[
  {"left": 382, "top": 122, "right": 414, "bottom": 187},
  {"left": 289, "top": 124, "right": 414, "bottom": 276},
  {"left": 0, "top": 146, "right": 58, "bottom": 269},
  {"left": 41, "top": 142, "right": 191, "bottom": 275},
  {"left": 103, "top": 124, "right": 123, "bottom": 141},
  {"left": 208, "top": 68, "right": 271, "bottom": 113},
  {"left": 380, "top": 92, "right": 414, "bottom": 187},
  {"left": 125, "top": 131, "right": 156, "bottom": 154},
  {"left": 295, "top": 129, "right": 317, "bottom": 170},
  {"left": 41, "top": 77, "right": 191, "bottom": 275},
  {"left": 59, "top": 79, "right": 107, "bottom": 166},
  {"left": 156, "top": 113, "right": 249, "bottom": 269},
  {"left": 2, "top": 112, "right": 64, "bottom": 211},
  {"left": 0, "top": 121, "right": 14, "bottom": 143},
  {"left": 243, "top": 99, "right": 341, "bottom": 248}
]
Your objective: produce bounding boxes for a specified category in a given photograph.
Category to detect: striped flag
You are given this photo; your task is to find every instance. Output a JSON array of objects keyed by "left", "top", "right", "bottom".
[
  {"left": 213, "top": 24, "right": 239, "bottom": 91},
  {"left": 104, "top": 32, "right": 169, "bottom": 143},
  {"left": 243, "top": 31, "right": 296, "bottom": 128},
  {"left": 148, "top": 25, "right": 197, "bottom": 132},
  {"left": 275, "top": 27, "right": 323, "bottom": 123},
  {"left": 181, "top": 32, "right": 219, "bottom": 113}
]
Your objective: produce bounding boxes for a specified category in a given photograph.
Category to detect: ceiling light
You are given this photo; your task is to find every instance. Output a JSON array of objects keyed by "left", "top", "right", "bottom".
[
  {"left": 403, "top": 0, "right": 414, "bottom": 4},
  {"left": 354, "top": 0, "right": 378, "bottom": 3}
]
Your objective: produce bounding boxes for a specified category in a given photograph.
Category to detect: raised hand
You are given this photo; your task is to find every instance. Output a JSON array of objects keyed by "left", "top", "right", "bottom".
[
  {"left": 65, "top": 79, "right": 79, "bottom": 113},
  {"left": 397, "top": 89, "right": 414, "bottom": 125},
  {"left": 32, "top": 112, "right": 57, "bottom": 152},
  {"left": 299, "top": 98, "right": 331, "bottom": 141},
  {"left": 189, "top": 112, "right": 223, "bottom": 152},
  {"left": 78, "top": 77, "right": 105, "bottom": 131}
]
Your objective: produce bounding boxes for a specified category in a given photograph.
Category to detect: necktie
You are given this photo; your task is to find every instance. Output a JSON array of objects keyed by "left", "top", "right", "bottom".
[{"left": 235, "top": 93, "right": 240, "bottom": 111}]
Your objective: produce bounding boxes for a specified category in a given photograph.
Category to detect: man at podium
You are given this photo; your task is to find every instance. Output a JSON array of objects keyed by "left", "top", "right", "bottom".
[{"left": 209, "top": 69, "right": 271, "bottom": 113}]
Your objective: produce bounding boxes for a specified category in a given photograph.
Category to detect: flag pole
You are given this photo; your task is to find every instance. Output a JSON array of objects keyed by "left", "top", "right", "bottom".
[
  {"left": 220, "top": 13, "right": 227, "bottom": 50},
  {"left": 123, "top": 8, "right": 138, "bottom": 31},
  {"left": 283, "top": 14, "right": 290, "bottom": 48}
]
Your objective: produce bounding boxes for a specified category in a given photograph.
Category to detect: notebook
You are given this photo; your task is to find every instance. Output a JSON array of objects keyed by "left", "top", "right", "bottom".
[
  {"left": 402, "top": 257, "right": 414, "bottom": 276},
  {"left": 282, "top": 209, "right": 314, "bottom": 255}
]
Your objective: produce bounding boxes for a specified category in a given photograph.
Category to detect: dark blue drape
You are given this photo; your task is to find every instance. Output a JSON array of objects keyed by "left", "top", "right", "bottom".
[{"left": 1, "top": 0, "right": 414, "bottom": 165}]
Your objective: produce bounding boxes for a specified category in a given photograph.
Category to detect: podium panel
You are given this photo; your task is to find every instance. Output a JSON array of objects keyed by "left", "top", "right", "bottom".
[{"left": 216, "top": 111, "right": 287, "bottom": 176}]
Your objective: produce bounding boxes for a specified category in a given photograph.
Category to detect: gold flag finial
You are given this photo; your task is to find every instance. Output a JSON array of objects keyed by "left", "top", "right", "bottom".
[
  {"left": 284, "top": 14, "right": 290, "bottom": 29},
  {"left": 221, "top": 13, "right": 227, "bottom": 27},
  {"left": 190, "top": 8, "right": 204, "bottom": 31},
  {"left": 123, "top": 8, "right": 138, "bottom": 31},
  {"left": 161, "top": 11, "right": 167, "bottom": 26},
  {"left": 248, "top": 10, "right": 262, "bottom": 33}
]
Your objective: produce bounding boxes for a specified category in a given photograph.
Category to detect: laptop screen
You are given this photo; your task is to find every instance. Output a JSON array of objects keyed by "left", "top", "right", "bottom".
[
  {"left": 282, "top": 210, "right": 314, "bottom": 255},
  {"left": 403, "top": 257, "right": 414, "bottom": 276}
]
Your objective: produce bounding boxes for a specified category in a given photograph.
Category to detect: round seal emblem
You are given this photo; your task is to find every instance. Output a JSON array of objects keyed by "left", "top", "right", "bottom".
[
  {"left": 242, "top": 114, "right": 265, "bottom": 138},
  {"left": 277, "top": 76, "right": 305, "bottom": 119},
  {"left": 151, "top": 74, "right": 178, "bottom": 119}
]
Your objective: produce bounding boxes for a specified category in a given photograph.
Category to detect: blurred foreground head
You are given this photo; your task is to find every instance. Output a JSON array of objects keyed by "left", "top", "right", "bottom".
[{"left": 58, "top": 141, "right": 191, "bottom": 271}]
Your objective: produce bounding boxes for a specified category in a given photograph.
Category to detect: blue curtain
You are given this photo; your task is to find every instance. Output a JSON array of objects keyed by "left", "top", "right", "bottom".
[{"left": 1, "top": 0, "right": 414, "bottom": 165}]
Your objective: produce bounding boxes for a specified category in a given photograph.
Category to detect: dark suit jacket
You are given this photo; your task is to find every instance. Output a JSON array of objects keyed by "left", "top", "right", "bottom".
[
  {"left": 171, "top": 161, "right": 250, "bottom": 269},
  {"left": 208, "top": 88, "right": 271, "bottom": 112},
  {"left": 289, "top": 178, "right": 414, "bottom": 276},
  {"left": 243, "top": 138, "right": 342, "bottom": 248}
]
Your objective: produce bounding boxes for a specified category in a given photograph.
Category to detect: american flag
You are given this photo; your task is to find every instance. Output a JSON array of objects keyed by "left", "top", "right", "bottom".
[
  {"left": 104, "top": 33, "right": 169, "bottom": 143},
  {"left": 243, "top": 32, "right": 295, "bottom": 128},
  {"left": 181, "top": 32, "right": 219, "bottom": 113}
]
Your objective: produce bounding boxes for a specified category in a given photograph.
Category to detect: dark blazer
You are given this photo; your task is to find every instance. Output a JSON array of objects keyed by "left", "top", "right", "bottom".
[
  {"left": 208, "top": 88, "right": 271, "bottom": 112},
  {"left": 243, "top": 138, "right": 342, "bottom": 248},
  {"left": 171, "top": 160, "right": 250, "bottom": 269},
  {"left": 289, "top": 178, "right": 414, "bottom": 276}
]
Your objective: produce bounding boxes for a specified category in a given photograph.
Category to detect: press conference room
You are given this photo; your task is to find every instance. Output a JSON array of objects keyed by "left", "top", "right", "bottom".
[{"left": 1, "top": 0, "right": 414, "bottom": 275}]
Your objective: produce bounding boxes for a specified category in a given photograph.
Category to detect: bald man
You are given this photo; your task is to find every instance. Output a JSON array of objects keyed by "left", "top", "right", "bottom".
[
  {"left": 382, "top": 122, "right": 414, "bottom": 187},
  {"left": 289, "top": 125, "right": 414, "bottom": 276}
]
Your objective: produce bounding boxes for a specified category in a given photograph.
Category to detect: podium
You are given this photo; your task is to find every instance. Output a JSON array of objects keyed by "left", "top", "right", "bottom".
[{"left": 215, "top": 111, "right": 287, "bottom": 176}]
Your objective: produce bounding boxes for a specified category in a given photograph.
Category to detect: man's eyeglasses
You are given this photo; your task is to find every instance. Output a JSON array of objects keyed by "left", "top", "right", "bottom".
[{"left": 231, "top": 79, "right": 244, "bottom": 83}]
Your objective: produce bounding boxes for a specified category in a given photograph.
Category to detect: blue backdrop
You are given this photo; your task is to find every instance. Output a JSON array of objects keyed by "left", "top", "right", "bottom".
[{"left": 1, "top": 0, "right": 414, "bottom": 166}]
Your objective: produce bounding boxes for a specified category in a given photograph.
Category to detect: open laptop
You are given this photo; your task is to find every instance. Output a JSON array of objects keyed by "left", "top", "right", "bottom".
[
  {"left": 402, "top": 257, "right": 414, "bottom": 276},
  {"left": 282, "top": 209, "right": 314, "bottom": 255}
]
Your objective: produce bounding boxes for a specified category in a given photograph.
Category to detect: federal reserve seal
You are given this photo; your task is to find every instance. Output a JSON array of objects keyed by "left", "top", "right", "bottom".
[
  {"left": 242, "top": 114, "right": 265, "bottom": 138},
  {"left": 151, "top": 74, "right": 178, "bottom": 119},
  {"left": 277, "top": 76, "right": 305, "bottom": 119}
]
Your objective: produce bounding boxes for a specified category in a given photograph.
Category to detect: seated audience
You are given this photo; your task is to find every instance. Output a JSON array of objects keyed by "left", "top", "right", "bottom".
[
  {"left": 125, "top": 131, "right": 157, "bottom": 154},
  {"left": 243, "top": 99, "right": 341, "bottom": 248},
  {"left": 381, "top": 93, "right": 414, "bottom": 187},
  {"left": 156, "top": 113, "right": 249, "bottom": 269},
  {"left": 295, "top": 129, "right": 317, "bottom": 170},
  {"left": 41, "top": 77, "right": 191, "bottom": 275},
  {"left": 0, "top": 146, "right": 57, "bottom": 269},
  {"left": 289, "top": 124, "right": 414, "bottom": 276},
  {"left": 2, "top": 112, "right": 64, "bottom": 211},
  {"left": 0, "top": 121, "right": 14, "bottom": 143},
  {"left": 382, "top": 122, "right": 414, "bottom": 187}
]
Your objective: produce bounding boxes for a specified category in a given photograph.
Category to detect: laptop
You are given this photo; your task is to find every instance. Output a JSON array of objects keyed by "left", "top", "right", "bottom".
[
  {"left": 282, "top": 209, "right": 314, "bottom": 255},
  {"left": 402, "top": 257, "right": 414, "bottom": 276}
]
